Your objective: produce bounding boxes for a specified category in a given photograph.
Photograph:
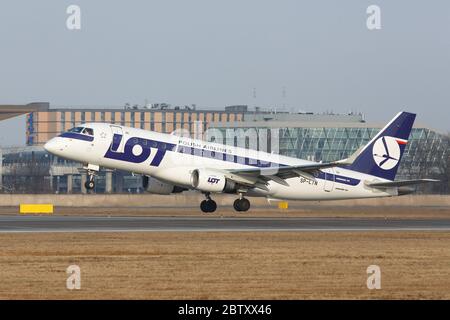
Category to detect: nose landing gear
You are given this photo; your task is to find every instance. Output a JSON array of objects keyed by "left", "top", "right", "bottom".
[
  {"left": 84, "top": 172, "right": 96, "bottom": 190},
  {"left": 82, "top": 164, "right": 99, "bottom": 190},
  {"left": 200, "top": 193, "right": 217, "bottom": 213}
]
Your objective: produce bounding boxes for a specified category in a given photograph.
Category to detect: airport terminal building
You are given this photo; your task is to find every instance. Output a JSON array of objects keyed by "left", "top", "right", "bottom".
[
  {"left": 0, "top": 103, "right": 448, "bottom": 194},
  {"left": 24, "top": 103, "right": 244, "bottom": 146}
]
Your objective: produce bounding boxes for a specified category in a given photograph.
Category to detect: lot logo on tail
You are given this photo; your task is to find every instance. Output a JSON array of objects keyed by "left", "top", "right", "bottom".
[{"left": 372, "top": 136, "right": 407, "bottom": 170}]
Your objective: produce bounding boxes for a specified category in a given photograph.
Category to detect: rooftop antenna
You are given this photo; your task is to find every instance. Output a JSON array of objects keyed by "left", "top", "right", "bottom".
[
  {"left": 252, "top": 87, "right": 257, "bottom": 110},
  {"left": 282, "top": 86, "right": 286, "bottom": 109}
]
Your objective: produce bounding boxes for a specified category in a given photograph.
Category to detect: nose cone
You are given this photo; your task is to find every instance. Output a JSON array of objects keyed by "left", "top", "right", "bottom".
[{"left": 44, "top": 138, "right": 60, "bottom": 154}]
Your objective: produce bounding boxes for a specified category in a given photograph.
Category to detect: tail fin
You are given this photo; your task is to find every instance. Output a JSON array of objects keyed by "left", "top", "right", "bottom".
[{"left": 348, "top": 112, "right": 416, "bottom": 181}]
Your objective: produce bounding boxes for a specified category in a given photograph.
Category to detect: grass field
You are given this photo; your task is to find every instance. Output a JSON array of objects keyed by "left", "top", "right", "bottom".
[{"left": 0, "top": 231, "right": 449, "bottom": 299}]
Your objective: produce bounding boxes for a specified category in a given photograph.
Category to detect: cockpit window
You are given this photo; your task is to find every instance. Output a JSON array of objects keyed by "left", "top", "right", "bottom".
[
  {"left": 67, "top": 126, "right": 94, "bottom": 136},
  {"left": 83, "top": 127, "right": 94, "bottom": 136},
  {"left": 68, "top": 127, "right": 84, "bottom": 133}
]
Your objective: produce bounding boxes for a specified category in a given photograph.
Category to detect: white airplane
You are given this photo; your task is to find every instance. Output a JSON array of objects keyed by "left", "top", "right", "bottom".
[{"left": 44, "top": 111, "right": 437, "bottom": 213}]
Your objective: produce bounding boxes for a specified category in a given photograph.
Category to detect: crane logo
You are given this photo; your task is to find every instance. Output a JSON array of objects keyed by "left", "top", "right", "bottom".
[{"left": 372, "top": 136, "right": 406, "bottom": 170}]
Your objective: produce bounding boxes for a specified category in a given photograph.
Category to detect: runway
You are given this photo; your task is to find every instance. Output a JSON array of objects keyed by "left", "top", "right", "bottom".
[{"left": 0, "top": 215, "right": 450, "bottom": 232}]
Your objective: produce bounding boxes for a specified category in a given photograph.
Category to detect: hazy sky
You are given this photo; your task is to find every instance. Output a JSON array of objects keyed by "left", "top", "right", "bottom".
[{"left": 0, "top": 1, "right": 449, "bottom": 146}]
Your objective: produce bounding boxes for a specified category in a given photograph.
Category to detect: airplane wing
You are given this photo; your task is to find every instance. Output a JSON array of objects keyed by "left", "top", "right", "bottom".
[
  {"left": 366, "top": 179, "right": 440, "bottom": 188},
  {"left": 224, "top": 147, "right": 364, "bottom": 189}
]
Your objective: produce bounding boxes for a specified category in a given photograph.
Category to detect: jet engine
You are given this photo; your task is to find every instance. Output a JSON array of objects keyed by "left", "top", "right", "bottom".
[
  {"left": 142, "top": 176, "right": 186, "bottom": 194},
  {"left": 190, "top": 169, "right": 238, "bottom": 193}
]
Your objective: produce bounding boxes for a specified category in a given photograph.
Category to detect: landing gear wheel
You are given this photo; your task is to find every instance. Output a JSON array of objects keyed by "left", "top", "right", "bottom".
[
  {"left": 200, "top": 200, "right": 217, "bottom": 213},
  {"left": 233, "top": 198, "right": 250, "bottom": 212},
  {"left": 84, "top": 168, "right": 97, "bottom": 190},
  {"left": 200, "top": 200, "right": 209, "bottom": 213},
  {"left": 233, "top": 199, "right": 240, "bottom": 211},
  {"left": 85, "top": 180, "right": 95, "bottom": 190}
]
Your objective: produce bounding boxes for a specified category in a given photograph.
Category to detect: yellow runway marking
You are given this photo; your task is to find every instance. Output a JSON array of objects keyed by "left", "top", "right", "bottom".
[
  {"left": 278, "top": 202, "right": 289, "bottom": 210},
  {"left": 20, "top": 204, "right": 54, "bottom": 214}
]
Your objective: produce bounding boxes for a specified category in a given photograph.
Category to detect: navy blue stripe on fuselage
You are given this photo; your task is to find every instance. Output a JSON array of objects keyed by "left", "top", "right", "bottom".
[
  {"left": 317, "top": 172, "right": 360, "bottom": 186},
  {"left": 176, "top": 145, "right": 360, "bottom": 187},
  {"left": 59, "top": 132, "right": 94, "bottom": 142},
  {"left": 177, "top": 145, "right": 282, "bottom": 168}
]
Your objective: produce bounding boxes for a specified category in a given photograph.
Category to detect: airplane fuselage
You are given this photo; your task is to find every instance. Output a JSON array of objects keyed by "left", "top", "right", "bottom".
[{"left": 45, "top": 123, "right": 395, "bottom": 201}]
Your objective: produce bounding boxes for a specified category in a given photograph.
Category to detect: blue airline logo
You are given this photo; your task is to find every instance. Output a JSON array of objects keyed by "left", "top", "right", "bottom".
[{"left": 104, "top": 134, "right": 175, "bottom": 166}]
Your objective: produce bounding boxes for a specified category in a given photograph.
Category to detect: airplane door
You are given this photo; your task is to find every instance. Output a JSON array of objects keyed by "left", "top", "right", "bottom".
[
  {"left": 110, "top": 125, "right": 125, "bottom": 152},
  {"left": 324, "top": 168, "right": 335, "bottom": 192}
]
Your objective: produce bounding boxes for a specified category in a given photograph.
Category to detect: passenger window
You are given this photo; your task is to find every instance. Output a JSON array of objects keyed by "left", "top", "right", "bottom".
[{"left": 83, "top": 128, "right": 94, "bottom": 136}]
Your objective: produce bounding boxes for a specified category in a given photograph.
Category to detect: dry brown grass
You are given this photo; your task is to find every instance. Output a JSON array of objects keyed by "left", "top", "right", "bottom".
[{"left": 0, "top": 231, "right": 449, "bottom": 299}]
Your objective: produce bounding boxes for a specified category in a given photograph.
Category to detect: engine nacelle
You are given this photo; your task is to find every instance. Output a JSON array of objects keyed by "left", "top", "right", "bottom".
[
  {"left": 142, "top": 176, "right": 185, "bottom": 195},
  {"left": 191, "top": 169, "right": 237, "bottom": 193}
]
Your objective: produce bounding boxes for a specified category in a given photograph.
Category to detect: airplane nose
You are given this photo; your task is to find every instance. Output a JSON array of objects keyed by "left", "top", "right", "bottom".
[{"left": 44, "top": 138, "right": 60, "bottom": 154}]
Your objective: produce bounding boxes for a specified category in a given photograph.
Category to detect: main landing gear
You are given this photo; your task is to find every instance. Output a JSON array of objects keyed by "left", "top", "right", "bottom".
[
  {"left": 200, "top": 193, "right": 217, "bottom": 213},
  {"left": 233, "top": 195, "right": 250, "bottom": 212},
  {"left": 199, "top": 193, "right": 251, "bottom": 214}
]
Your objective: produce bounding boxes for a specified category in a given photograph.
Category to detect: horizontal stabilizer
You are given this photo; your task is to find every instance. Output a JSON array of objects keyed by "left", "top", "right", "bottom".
[{"left": 366, "top": 179, "right": 440, "bottom": 188}]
